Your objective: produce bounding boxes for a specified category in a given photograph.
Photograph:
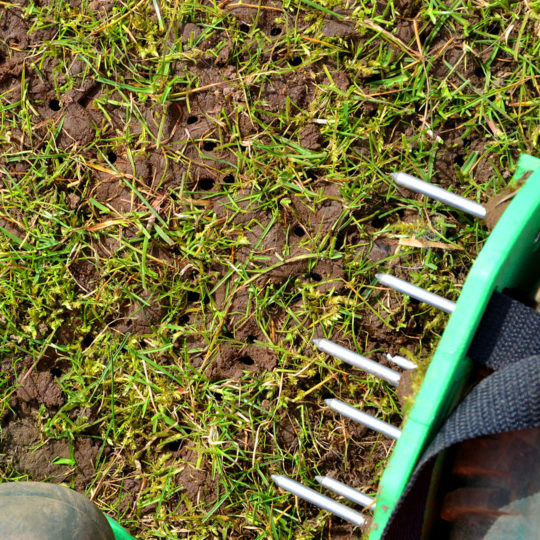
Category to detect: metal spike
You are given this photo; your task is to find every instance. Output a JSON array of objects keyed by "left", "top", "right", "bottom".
[
  {"left": 325, "top": 398, "right": 401, "bottom": 440},
  {"left": 315, "top": 476, "right": 376, "bottom": 510},
  {"left": 272, "top": 475, "right": 366, "bottom": 527},
  {"left": 386, "top": 353, "right": 417, "bottom": 370},
  {"left": 313, "top": 338, "right": 401, "bottom": 386},
  {"left": 376, "top": 273, "right": 456, "bottom": 314},
  {"left": 392, "top": 172, "right": 486, "bottom": 219}
]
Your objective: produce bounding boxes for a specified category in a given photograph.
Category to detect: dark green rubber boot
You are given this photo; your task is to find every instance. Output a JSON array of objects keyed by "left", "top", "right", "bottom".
[{"left": 0, "top": 482, "right": 115, "bottom": 540}]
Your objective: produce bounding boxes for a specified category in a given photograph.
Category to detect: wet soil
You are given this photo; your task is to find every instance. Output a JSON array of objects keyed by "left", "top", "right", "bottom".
[
  {"left": 0, "top": 356, "right": 101, "bottom": 491},
  {"left": 0, "top": 0, "right": 529, "bottom": 537}
]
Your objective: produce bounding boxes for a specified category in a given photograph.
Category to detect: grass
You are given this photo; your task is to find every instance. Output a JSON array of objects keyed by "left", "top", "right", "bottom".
[{"left": 0, "top": 0, "right": 538, "bottom": 538}]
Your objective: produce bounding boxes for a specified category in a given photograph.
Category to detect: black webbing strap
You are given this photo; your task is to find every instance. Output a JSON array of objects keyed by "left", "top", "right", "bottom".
[
  {"left": 381, "top": 292, "right": 540, "bottom": 539},
  {"left": 468, "top": 291, "right": 540, "bottom": 370}
]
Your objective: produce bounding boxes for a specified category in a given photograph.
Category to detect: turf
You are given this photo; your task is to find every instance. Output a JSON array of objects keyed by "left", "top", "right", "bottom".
[{"left": 0, "top": 0, "right": 538, "bottom": 538}]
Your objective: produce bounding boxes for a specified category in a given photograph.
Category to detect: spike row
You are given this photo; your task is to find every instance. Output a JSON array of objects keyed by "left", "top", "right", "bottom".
[
  {"left": 272, "top": 172, "right": 476, "bottom": 526},
  {"left": 274, "top": 172, "right": 470, "bottom": 528}
]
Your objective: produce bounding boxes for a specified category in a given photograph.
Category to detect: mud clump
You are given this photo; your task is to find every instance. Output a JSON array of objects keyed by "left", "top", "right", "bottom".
[
  {"left": 299, "top": 124, "right": 323, "bottom": 150},
  {"left": 308, "top": 258, "right": 345, "bottom": 294},
  {"left": 58, "top": 103, "right": 98, "bottom": 148},
  {"left": 174, "top": 448, "right": 218, "bottom": 513},
  {"left": 16, "top": 370, "right": 64, "bottom": 409},
  {"left": 0, "top": 414, "right": 101, "bottom": 491},
  {"left": 209, "top": 343, "right": 276, "bottom": 382},
  {"left": 114, "top": 292, "right": 164, "bottom": 334}
]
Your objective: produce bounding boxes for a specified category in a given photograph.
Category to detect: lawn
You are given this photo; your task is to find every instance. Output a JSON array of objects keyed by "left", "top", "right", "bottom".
[{"left": 0, "top": 0, "right": 538, "bottom": 538}]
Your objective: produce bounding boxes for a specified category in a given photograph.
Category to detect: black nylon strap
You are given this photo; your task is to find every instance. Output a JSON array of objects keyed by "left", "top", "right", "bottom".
[
  {"left": 468, "top": 290, "right": 540, "bottom": 370},
  {"left": 381, "top": 355, "right": 540, "bottom": 540},
  {"left": 381, "top": 292, "right": 540, "bottom": 539}
]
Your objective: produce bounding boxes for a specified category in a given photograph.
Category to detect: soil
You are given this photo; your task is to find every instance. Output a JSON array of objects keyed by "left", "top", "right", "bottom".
[
  {"left": 0, "top": 0, "right": 529, "bottom": 537},
  {"left": 0, "top": 357, "right": 101, "bottom": 491}
]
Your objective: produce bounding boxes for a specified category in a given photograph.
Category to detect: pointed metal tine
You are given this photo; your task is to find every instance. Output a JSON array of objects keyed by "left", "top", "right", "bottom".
[
  {"left": 315, "top": 476, "right": 376, "bottom": 510},
  {"left": 325, "top": 398, "right": 401, "bottom": 440},
  {"left": 386, "top": 353, "right": 417, "bottom": 370},
  {"left": 313, "top": 338, "right": 401, "bottom": 386},
  {"left": 392, "top": 172, "right": 486, "bottom": 219},
  {"left": 272, "top": 475, "right": 367, "bottom": 527},
  {"left": 376, "top": 273, "right": 456, "bottom": 314}
]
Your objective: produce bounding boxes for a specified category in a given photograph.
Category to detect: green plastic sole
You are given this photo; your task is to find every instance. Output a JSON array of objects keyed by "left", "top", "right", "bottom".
[{"left": 106, "top": 516, "right": 136, "bottom": 540}]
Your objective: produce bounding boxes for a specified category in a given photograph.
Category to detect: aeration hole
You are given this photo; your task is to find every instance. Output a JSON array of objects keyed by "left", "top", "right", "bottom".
[
  {"left": 187, "top": 291, "right": 200, "bottom": 302},
  {"left": 198, "top": 177, "right": 215, "bottom": 190},
  {"left": 164, "top": 439, "right": 181, "bottom": 452},
  {"left": 239, "top": 23, "right": 250, "bottom": 33},
  {"left": 487, "top": 22, "right": 500, "bottom": 35},
  {"left": 309, "top": 272, "right": 322, "bottom": 282},
  {"left": 223, "top": 174, "right": 234, "bottom": 184},
  {"left": 178, "top": 314, "right": 190, "bottom": 325},
  {"left": 106, "top": 150, "right": 117, "bottom": 164},
  {"left": 203, "top": 140, "right": 217, "bottom": 151},
  {"left": 371, "top": 214, "right": 386, "bottom": 228},
  {"left": 49, "top": 98, "right": 61, "bottom": 111},
  {"left": 50, "top": 367, "right": 62, "bottom": 377},
  {"left": 187, "top": 115, "right": 198, "bottom": 125},
  {"left": 293, "top": 225, "right": 306, "bottom": 237},
  {"left": 246, "top": 334, "right": 257, "bottom": 344},
  {"left": 335, "top": 231, "right": 346, "bottom": 250},
  {"left": 289, "top": 56, "right": 302, "bottom": 66},
  {"left": 270, "top": 27, "right": 282, "bottom": 36},
  {"left": 239, "top": 355, "right": 254, "bottom": 365}
]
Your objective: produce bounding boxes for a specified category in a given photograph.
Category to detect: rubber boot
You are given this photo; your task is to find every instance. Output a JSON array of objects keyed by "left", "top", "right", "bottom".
[{"left": 0, "top": 481, "right": 115, "bottom": 540}]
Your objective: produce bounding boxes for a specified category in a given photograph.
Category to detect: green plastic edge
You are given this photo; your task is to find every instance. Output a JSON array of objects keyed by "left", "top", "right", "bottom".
[
  {"left": 106, "top": 515, "right": 136, "bottom": 540},
  {"left": 369, "top": 153, "right": 540, "bottom": 539}
]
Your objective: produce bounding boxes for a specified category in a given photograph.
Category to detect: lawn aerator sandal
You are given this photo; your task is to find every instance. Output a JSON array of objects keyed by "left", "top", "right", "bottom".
[{"left": 272, "top": 153, "right": 540, "bottom": 539}]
